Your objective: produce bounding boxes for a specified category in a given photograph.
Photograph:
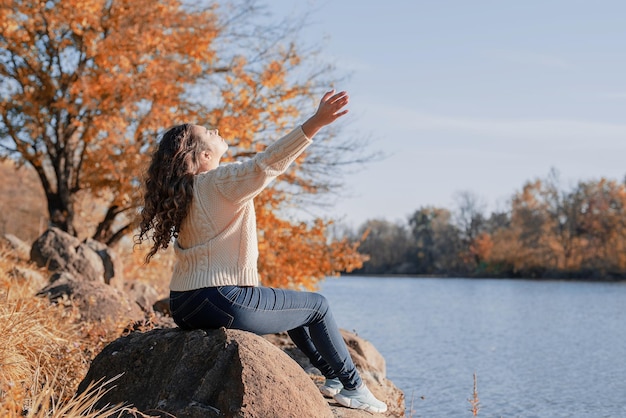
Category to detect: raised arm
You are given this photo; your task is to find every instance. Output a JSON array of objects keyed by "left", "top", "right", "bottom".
[
  {"left": 211, "top": 90, "right": 349, "bottom": 205},
  {"left": 301, "top": 90, "right": 350, "bottom": 139}
]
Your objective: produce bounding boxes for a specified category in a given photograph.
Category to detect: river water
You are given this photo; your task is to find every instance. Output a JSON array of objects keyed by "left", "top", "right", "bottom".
[{"left": 319, "top": 276, "right": 626, "bottom": 418}]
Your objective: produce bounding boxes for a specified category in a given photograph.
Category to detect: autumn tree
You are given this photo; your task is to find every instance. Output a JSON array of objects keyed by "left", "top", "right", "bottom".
[
  {"left": 574, "top": 178, "right": 626, "bottom": 275},
  {"left": 503, "top": 179, "right": 554, "bottom": 275},
  {"left": 0, "top": 0, "right": 368, "bottom": 288},
  {"left": 408, "top": 208, "right": 438, "bottom": 273},
  {"left": 351, "top": 219, "right": 415, "bottom": 274},
  {"left": 489, "top": 171, "right": 626, "bottom": 278},
  {"left": 539, "top": 169, "right": 584, "bottom": 271},
  {"left": 452, "top": 190, "right": 488, "bottom": 267},
  {"left": 408, "top": 207, "right": 465, "bottom": 274},
  {"left": 1, "top": 0, "right": 220, "bottom": 238},
  {"left": 502, "top": 171, "right": 587, "bottom": 276}
]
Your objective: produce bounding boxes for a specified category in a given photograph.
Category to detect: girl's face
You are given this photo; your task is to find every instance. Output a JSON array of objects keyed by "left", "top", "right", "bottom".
[{"left": 193, "top": 125, "right": 228, "bottom": 173}]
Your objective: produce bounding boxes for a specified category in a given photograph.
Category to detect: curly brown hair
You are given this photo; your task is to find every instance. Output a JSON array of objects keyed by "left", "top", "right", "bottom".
[{"left": 136, "top": 123, "right": 207, "bottom": 262}]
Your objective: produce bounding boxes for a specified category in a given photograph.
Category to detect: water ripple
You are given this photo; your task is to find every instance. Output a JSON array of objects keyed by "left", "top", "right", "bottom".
[{"left": 320, "top": 277, "right": 626, "bottom": 418}]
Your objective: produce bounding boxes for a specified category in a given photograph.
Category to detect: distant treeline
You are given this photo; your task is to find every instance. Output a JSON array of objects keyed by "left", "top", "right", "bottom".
[{"left": 345, "top": 170, "right": 626, "bottom": 280}]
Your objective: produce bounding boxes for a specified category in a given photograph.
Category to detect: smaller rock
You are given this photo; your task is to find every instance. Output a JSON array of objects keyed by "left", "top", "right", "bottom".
[
  {"left": 153, "top": 297, "right": 171, "bottom": 316},
  {"left": 30, "top": 228, "right": 105, "bottom": 282},
  {"left": 343, "top": 331, "right": 387, "bottom": 382},
  {"left": 37, "top": 272, "right": 144, "bottom": 325},
  {"left": 124, "top": 280, "right": 160, "bottom": 313},
  {"left": 265, "top": 330, "right": 406, "bottom": 418}
]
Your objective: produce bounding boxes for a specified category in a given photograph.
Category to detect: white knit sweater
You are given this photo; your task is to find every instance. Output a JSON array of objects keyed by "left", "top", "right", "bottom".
[{"left": 169, "top": 126, "right": 312, "bottom": 291}]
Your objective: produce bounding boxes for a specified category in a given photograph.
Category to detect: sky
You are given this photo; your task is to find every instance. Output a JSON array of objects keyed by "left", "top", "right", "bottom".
[{"left": 268, "top": 0, "right": 626, "bottom": 229}]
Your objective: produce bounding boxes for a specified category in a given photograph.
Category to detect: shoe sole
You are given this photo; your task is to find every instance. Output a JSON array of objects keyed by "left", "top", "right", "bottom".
[
  {"left": 320, "top": 386, "right": 341, "bottom": 397},
  {"left": 334, "top": 393, "right": 388, "bottom": 413}
]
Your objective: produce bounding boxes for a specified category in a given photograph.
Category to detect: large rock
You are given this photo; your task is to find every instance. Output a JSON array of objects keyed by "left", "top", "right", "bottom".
[
  {"left": 37, "top": 272, "right": 144, "bottom": 325},
  {"left": 30, "top": 227, "right": 104, "bottom": 282},
  {"left": 77, "top": 328, "right": 335, "bottom": 418}
]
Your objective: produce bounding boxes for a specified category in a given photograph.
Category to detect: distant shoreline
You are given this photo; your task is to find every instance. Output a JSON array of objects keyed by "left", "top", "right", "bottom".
[{"left": 338, "top": 273, "right": 626, "bottom": 283}]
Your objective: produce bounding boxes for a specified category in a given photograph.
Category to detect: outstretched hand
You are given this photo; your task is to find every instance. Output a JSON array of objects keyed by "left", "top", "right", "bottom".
[
  {"left": 314, "top": 90, "right": 349, "bottom": 124},
  {"left": 301, "top": 90, "right": 349, "bottom": 138}
]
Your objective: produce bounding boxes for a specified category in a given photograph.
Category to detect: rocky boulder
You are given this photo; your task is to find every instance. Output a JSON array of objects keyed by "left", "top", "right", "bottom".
[
  {"left": 37, "top": 272, "right": 144, "bottom": 324},
  {"left": 30, "top": 227, "right": 105, "bottom": 282},
  {"left": 30, "top": 227, "right": 145, "bottom": 325},
  {"left": 77, "top": 328, "right": 335, "bottom": 418}
]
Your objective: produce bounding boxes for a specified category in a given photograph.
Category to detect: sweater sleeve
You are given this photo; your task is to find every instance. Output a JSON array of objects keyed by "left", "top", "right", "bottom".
[{"left": 213, "top": 126, "right": 312, "bottom": 204}]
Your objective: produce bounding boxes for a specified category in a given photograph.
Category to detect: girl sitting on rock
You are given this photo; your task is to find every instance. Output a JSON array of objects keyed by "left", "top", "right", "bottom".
[{"left": 137, "top": 90, "right": 387, "bottom": 413}]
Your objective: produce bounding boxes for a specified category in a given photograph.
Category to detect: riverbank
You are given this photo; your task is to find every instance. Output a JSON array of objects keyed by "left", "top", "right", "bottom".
[{"left": 342, "top": 271, "right": 626, "bottom": 282}]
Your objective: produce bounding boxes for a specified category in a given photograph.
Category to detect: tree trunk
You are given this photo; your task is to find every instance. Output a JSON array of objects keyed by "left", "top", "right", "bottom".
[
  {"left": 31, "top": 160, "right": 77, "bottom": 236},
  {"left": 44, "top": 192, "right": 76, "bottom": 235},
  {"left": 106, "top": 223, "right": 133, "bottom": 247},
  {"left": 93, "top": 205, "right": 134, "bottom": 247},
  {"left": 93, "top": 205, "right": 121, "bottom": 243}
]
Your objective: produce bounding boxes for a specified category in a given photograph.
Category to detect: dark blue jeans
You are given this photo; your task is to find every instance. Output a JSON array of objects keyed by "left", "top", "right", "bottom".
[{"left": 170, "top": 285, "right": 362, "bottom": 389}]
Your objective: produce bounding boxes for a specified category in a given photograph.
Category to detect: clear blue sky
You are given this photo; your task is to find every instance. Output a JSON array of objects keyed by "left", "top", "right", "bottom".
[{"left": 268, "top": 0, "right": 626, "bottom": 228}]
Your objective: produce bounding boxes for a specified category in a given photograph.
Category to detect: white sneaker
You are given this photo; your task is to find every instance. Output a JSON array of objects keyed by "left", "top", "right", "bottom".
[
  {"left": 319, "top": 377, "right": 343, "bottom": 397},
  {"left": 334, "top": 383, "right": 388, "bottom": 413}
]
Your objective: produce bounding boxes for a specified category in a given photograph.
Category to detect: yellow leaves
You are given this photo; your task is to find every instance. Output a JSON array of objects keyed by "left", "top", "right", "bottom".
[
  {"left": 214, "top": 56, "right": 306, "bottom": 145},
  {"left": 260, "top": 60, "right": 286, "bottom": 89},
  {"left": 0, "top": 1, "right": 31, "bottom": 43},
  {"left": 469, "top": 232, "right": 493, "bottom": 263},
  {"left": 491, "top": 175, "right": 626, "bottom": 276},
  {"left": 0, "top": 8, "right": 19, "bottom": 36}
]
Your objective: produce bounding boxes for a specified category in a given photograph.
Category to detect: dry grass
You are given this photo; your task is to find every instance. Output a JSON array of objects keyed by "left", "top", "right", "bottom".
[
  {"left": 17, "top": 373, "right": 128, "bottom": 418},
  {"left": 0, "top": 244, "right": 149, "bottom": 416}
]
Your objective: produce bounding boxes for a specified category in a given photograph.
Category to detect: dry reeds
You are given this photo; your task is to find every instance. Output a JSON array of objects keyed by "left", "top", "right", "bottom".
[
  {"left": 0, "top": 244, "right": 136, "bottom": 416},
  {"left": 467, "top": 372, "right": 480, "bottom": 416}
]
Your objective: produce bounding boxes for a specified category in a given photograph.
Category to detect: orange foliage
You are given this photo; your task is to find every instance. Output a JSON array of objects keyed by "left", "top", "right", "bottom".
[
  {"left": 489, "top": 176, "right": 626, "bottom": 277},
  {"left": 469, "top": 232, "right": 493, "bottom": 264},
  {"left": 255, "top": 191, "right": 366, "bottom": 290}
]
